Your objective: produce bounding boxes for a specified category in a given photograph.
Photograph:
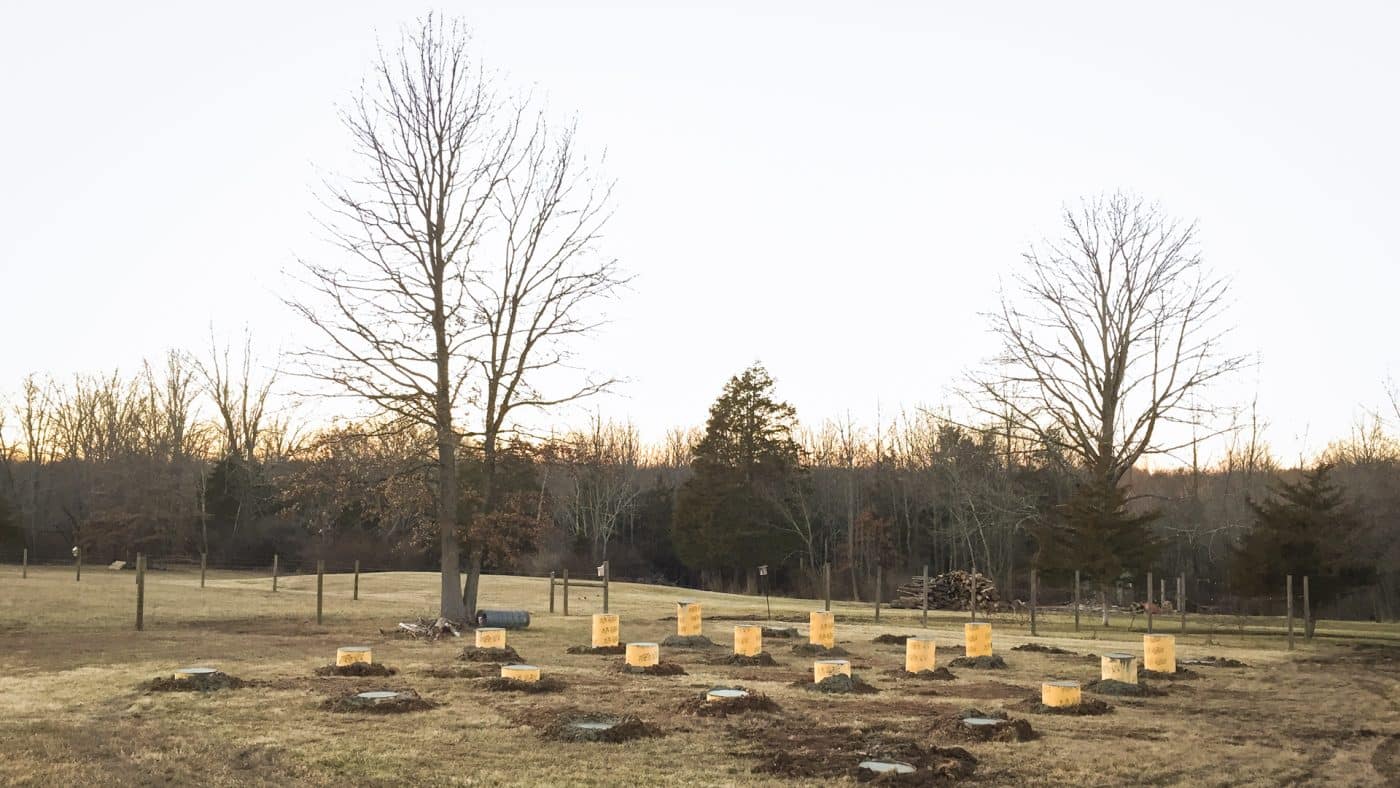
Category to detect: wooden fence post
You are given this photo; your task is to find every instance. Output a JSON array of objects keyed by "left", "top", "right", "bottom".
[
  {"left": 353, "top": 560, "right": 360, "bottom": 601},
  {"left": 1286, "top": 574, "right": 1294, "bottom": 650},
  {"left": 603, "top": 560, "right": 610, "bottom": 614},
  {"left": 316, "top": 560, "right": 324, "bottom": 625},
  {"left": 1179, "top": 574, "right": 1186, "bottom": 632},
  {"left": 1303, "top": 575, "right": 1312, "bottom": 640},
  {"left": 200, "top": 552, "right": 207, "bottom": 588},
  {"left": 272, "top": 554, "right": 279, "bottom": 592},
  {"left": 970, "top": 568, "right": 978, "bottom": 621},
  {"left": 22, "top": 548, "right": 27, "bottom": 579},
  {"left": 921, "top": 564, "right": 929, "bottom": 628},
  {"left": 75, "top": 546, "right": 82, "bottom": 582},
  {"left": 823, "top": 562, "right": 831, "bottom": 612},
  {"left": 135, "top": 553, "right": 146, "bottom": 632},
  {"left": 874, "top": 564, "right": 882, "bottom": 621},
  {"left": 1030, "top": 568, "right": 1038, "bottom": 636},
  {"left": 1146, "top": 571, "right": 1154, "bottom": 634},
  {"left": 562, "top": 568, "right": 570, "bottom": 616},
  {"left": 549, "top": 571, "right": 556, "bottom": 613},
  {"left": 1073, "top": 569, "right": 1080, "bottom": 632}
]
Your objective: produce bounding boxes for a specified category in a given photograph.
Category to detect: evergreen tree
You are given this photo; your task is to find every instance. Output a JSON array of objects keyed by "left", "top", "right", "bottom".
[
  {"left": 673, "top": 364, "right": 802, "bottom": 585},
  {"left": 1037, "top": 482, "right": 1160, "bottom": 624},
  {"left": 1230, "top": 464, "right": 1373, "bottom": 631}
]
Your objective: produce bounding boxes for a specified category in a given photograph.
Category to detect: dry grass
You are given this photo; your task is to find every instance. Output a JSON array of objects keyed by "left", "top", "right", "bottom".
[{"left": 0, "top": 564, "right": 1397, "bottom": 786}]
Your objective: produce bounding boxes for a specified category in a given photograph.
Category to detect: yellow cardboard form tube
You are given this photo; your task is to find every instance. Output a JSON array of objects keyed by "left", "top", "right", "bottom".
[
  {"left": 964, "top": 623, "right": 993, "bottom": 658},
  {"left": 592, "top": 613, "right": 620, "bottom": 648},
  {"left": 813, "top": 658, "right": 851, "bottom": 683},
  {"left": 1101, "top": 652, "right": 1138, "bottom": 682},
  {"left": 905, "top": 637, "right": 937, "bottom": 673},
  {"left": 809, "top": 611, "right": 835, "bottom": 649},
  {"left": 626, "top": 642, "right": 660, "bottom": 667},
  {"left": 501, "top": 664, "right": 540, "bottom": 682},
  {"left": 677, "top": 600, "right": 703, "bottom": 637},
  {"left": 475, "top": 627, "right": 506, "bottom": 649},
  {"left": 336, "top": 646, "right": 373, "bottom": 666},
  {"left": 734, "top": 624, "right": 763, "bottom": 656},
  {"left": 1143, "top": 634, "right": 1176, "bottom": 673},
  {"left": 1041, "top": 680, "right": 1081, "bottom": 708}
]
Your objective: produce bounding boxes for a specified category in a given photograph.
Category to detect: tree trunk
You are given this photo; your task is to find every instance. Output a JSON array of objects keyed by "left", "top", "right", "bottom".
[
  {"left": 438, "top": 424, "right": 466, "bottom": 622},
  {"left": 462, "top": 546, "right": 484, "bottom": 622},
  {"left": 1100, "top": 587, "right": 1109, "bottom": 627}
]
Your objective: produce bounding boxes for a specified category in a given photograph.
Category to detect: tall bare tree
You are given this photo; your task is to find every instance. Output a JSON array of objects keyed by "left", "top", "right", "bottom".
[
  {"left": 290, "top": 16, "right": 513, "bottom": 620},
  {"left": 197, "top": 331, "right": 276, "bottom": 465}
]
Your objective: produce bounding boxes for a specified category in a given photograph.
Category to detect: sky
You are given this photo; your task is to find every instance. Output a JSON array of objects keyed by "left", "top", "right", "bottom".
[{"left": 1, "top": 1, "right": 1397, "bottom": 465}]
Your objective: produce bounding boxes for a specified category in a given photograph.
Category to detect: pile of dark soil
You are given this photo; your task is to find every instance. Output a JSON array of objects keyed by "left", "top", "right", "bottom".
[
  {"left": 948, "top": 655, "right": 1008, "bottom": 669},
  {"left": 799, "top": 674, "right": 879, "bottom": 694},
  {"left": 661, "top": 635, "right": 718, "bottom": 649},
  {"left": 480, "top": 676, "right": 566, "bottom": 693},
  {"left": 896, "top": 667, "right": 958, "bottom": 681},
  {"left": 1181, "top": 656, "right": 1248, "bottom": 668},
  {"left": 929, "top": 712, "right": 1036, "bottom": 743},
  {"left": 1139, "top": 666, "right": 1199, "bottom": 681},
  {"left": 712, "top": 613, "right": 807, "bottom": 623},
  {"left": 142, "top": 672, "right": 246, "bottom": 693},
  {"left": 791, "top": 643, "right": 851, "bottom": 657},
  {"left": 314, "top": 663, "right": 397, "bottom": 677},
  {"left": 542, "top": 713, "right": 661, "bottom": 743},
  {"left": 763, "top": 627, "right": 799, "bottom": 638},
  {"left": 1011, "top": 697, "right": 1114, "bottom": 716},
  {"left": 713, "top": 652, "right": 781, "bottom": 667},
  {"left": 459, "top": 646, "right": 523, "bottom": 663},
  {"left": 872, "top": 634, "right": 914, "bottom": 645},
  {"left": 321, "top": 689, "right": 439, "bottom": 714},
  {"left": 618, "top": 661, "right": 687, "bottom": 676},
  {"left": 419, "top": 664, "right": 497, "bottom": 679},
  {"left": 1084, "top": 679, "right": 1167, "bottom": 697},
  {"left": 677, "top": 688, "right": 781, "bottom": 717},
  {"left": 1011, "top": 643, "right": 1077, "bottom": 655},
  {"left": 734, "top": 720, "right": 977, "bottom": 783},
  {"left": 566, "top": 644, "right": 627, "bottom": 655}
]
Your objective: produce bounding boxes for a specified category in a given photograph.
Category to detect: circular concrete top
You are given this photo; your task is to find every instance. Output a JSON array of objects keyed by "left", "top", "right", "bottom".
[
  {"left": 629, "top": 642, "right": 658, "bottom": 648},
  {"left": 338, "top": 645, "right": 371, "bottom": 652},
  {"left": 175, "top": 667, "right": 217, "bottom": 676},
  {"left": 1104, "top": 652, "right": 1135, "bottom": 660},
  {"left": 571, "top": 721, "right": 616, "bottom": 731},
  {"left": 963, "top": 717, "right": 1003, "bottom": 726},
  {"left": 356, "top": 691, "right": 400, "bottom": 701},
  {"left": 504, "top": 664, "right": 537, "bottom": 671},
  {"left": 707, "top": 689, "right": 748, "bottom": 700},
  {"left": 859, "top": 760, "right": 916, "bottom": 774},
  {"left": 1046, "top": 680, "right": 1079, "bottom": 688}
]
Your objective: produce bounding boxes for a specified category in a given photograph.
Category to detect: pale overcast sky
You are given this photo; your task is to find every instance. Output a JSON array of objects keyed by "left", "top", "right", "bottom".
[{"left": 1, "top": 1, "right": 1397, "bottom": 463}]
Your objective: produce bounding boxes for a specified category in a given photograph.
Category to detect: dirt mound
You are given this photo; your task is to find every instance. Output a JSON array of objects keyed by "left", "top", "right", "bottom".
[
  {"left": 1012, "top": 644, "right": 1077, "bottom": 655},
  {"left": 800, "top": 674, "right": 879, "bottom": 694},
  {"left": 618, "top": 661, "right": 687, "bottom": 676},
  {"left": 677, "top": 688, "right": 781, "bottom": 717},
  {"left": 763, "top": 627, "right": 799, "bottom": 638},
  {"left": 542, "top": 713, "right": 661, "bottom": 743},
  {"left": 315, "top": 663, "right": 397, "bottom": 677},
  {"left": 480, "top": 676, "right": 566, "bottom": 693},
  {"left": 955, "top": 682, "right": 1033, "bottom": 700},
  {"left": 1084, "top": 679, "right": 1166, "bottom": 697},
  {"left": 872, "top": 634, "right": 914, "bottom": 645},
  {"left": 930, "top": 712, "right": 1036, "bottom": 743},
  {"left": 419, "top": 664, "right": 497, "bottom": 679},
  {"left": 713, "top": 652, "right": 781, "bottom": 667},
  {"left": 459, "top": 646, "right": 522, "bottom": 663},
  {"left": 321, "top": 689, "right": 438, "bottom": 714},
  {"left": 661, "top": 635, "right": 718, "bottom": 649},
  {"left": 566, "top": 644, "right": 626, "bottom": 655},
  {"left": 142, "top": 672, "right": 245, "bottom": 693},
  {"left": 948, "top": 655, "right": 1008, "bottom": 670},
  {"left": 897, "top": 667, "right": 958, "bottom": 681},
  {"left": 1181, "top": 656, "right": 1248, "bottom": 668},
  {"left": 1140, "top": 667, "right": 1199, "bottom": 681},
  {"left": 791, "top": 643, "right": 850, "bottom": 657},
  {"left": 711, "top": 613, "right": 808, "bottom": 623},
  {"left": 1012, "top": 697, "right": 1114, "bottom": 716},
  {"left": 735, "top": 721, "right": 977, "bottom": 783}
]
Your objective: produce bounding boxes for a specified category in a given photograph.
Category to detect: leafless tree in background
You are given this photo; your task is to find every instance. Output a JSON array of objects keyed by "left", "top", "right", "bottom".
[
  {"left": 553, "top": 416, "right": 641, "bottom": 562},
  {"left": 197, "top": 332, "right": 276, "bottom": 465},
  {"left": 974, "top": 194, "right": 1243, "bottom": 493},
  {"left": 289, "top": 16, "right": 514, "bottom": 620}
]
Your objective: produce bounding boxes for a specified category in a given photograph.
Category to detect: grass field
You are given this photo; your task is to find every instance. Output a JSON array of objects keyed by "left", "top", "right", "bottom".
[{"left": 1, "top": 565, "right": 1397, "bottom": 786}]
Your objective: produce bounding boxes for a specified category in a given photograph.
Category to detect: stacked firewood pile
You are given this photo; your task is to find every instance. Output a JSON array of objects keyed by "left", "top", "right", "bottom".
[{"left": 890, "top": 571, "right": 999, "bottom": 610}]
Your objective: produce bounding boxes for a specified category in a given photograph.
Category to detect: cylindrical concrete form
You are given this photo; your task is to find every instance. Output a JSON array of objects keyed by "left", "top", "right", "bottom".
[
  {"left": 174, "top": 667, "right": 217, "bottom": 680},
  {"left": 592, "top": 613, "right": 620, "bottom": 648},
  {"left": 626, "top": 642, "right": 660, "bottom": 667},
  {"left": 1143, "top": 634, "right": 1176, "bottom": 673},
  {"left": 355, "top": 691, "right": 401, "bottom": 705},
  {"left": 336, "top": 646, "right": 373, "bottom": 666},
  {"left": 1101, "top": 652, "right": 1138, "bottom": 682},
  {"left": 964, "top": 622, "right": 993, "bottom": 657},
  {"left": 501, "top": 664, "right": 540, "bottom": 682},
  {"left": 734, "top": 624, "right": 763, "bottom": 656},
  {"left": 905, "top": 637, "right": 937, "bottom": 673},
  {"left": 676, "top": 600, "right": 702, "bottom": 637},
  {"left": 1041, "top": 680, "right": 1081, "bottom": 708},
  {"left": 706, "top": 688, "right": 748, "bottom": 703},
  {"left": 809, "top": 611, "right": 835, "bottom": 649},
  {"left": 475, "top": 627, "right": 506, "bottom": 649},
  {"left": 813, "top": 658, "right": 851, "bottom": 683}
]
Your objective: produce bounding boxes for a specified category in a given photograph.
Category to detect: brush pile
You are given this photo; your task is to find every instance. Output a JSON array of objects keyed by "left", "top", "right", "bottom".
[{"left": 890, "top": 571, "right": 999, "bottom": 610}]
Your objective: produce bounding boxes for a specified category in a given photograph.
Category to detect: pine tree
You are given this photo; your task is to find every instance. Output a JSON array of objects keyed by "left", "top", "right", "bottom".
[
  {"left": 1230, "top": 464, "right": 1373, "bottom": 631},
  {"left": 673, "top": 364, "right": 802, "bottom": 586},
  {"left": 1037, "top": 482, "right": 1160, "bottom": 625}
]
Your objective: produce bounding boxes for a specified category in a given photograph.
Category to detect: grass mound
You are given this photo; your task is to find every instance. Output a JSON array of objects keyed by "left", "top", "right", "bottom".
[
  {"left": 930, "top": 711, "right": 1036, "bottom": 743},
  {"left": 763, "top": 626, "right": 799, "bottom": 638},
  {"left": 315, "top": 663, "right": 397, "bottom": 677},
  {"left": 321, "top": 689, "right": 438, "bottom": 714},
  {"left": 872, "top": 634, "right": 914, "bottom": 645},
  {"left": 142, "top": 672, "right": 245, "bottom": 693},
  {"left": 1140, "top": 667, "right": 1200, "bottom": 681},
  {"left": 800, "top": 674, "right": 879, "bottom": 694},
  {"left": 736, "top": 720, "right": 976, "bottom": 783},
  {"left": 713, "top": 652, "right": 780, "bottom": 667},
  {"left": 480, "top": 676, "right": 566, "bottom": 693},
  {"left": 459, "top": 646, "right": 522, "bottom": 663},
  {"left": 661, "top": 635, "right": 718, "bottom": 649},
  {"left": 948, "top": 655, "right": 1008, "bottom": 670},
  {"left": 618, "top": 661, "right": 687, "bottom": 676},
  {"left": 542, "top": 714, "right": 660, "bottom": 743},
  {"left": 1013, "top": 697, "right": 1114, "bottom": 716},
  {"left": 419, "top": 664, "right": 497, "bottom": 679},
  {"left": 901, "top": 667, "right": 957, "bottom": 681},
  {"left": 1084, "top": 679, "right": 1167, "bottom": 697},
  {"left": 791, "top": 643, "right": 850, "bottom": 657},
  {"left": 676, "top": 688, "right": 780, "bottom": 717},
  {"left": 565, "top": 644, "right": 626, "bottom": 655}
]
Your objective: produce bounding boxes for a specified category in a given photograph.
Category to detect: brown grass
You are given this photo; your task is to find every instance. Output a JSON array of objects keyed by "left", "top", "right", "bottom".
[{"left": 0, "top": 564, "right": 1397, "bottom": 785}]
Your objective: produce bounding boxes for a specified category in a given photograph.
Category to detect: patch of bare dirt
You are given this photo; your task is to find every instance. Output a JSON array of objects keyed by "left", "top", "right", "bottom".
[
  {"left": 480, "top": 676, "right": 566, "bottom": 693},
  {"left": 792, "top": 643, "right": 851, "bottom": 657},
  {"left": 1010, "top": 696, "right": 1114, "bottom": 716},
  {"left": 314, "top": 663, "right": 397, "bottom": 677},
  {"left": 731, "top": 719, "right": 977, "bottom": 783},
  {"left": 1180, "top": 656, "right": 1248, "bottom": 668},
  {"left": 712, "top": 652, "right": 781, "bottom": 667},
  {"left": 617, "top": 661, "right": 687, "bottom": 676},
  {"left": 320, "top": 689, "right": 439, "bottom": 714},
  {"left": 873, "top": 634, "right": 915, "bottom": 645},
  {"left": 1139, "top": 666, "right": 1199, "bottom": 681},
  {"left": 141, "top": 672, "right": 245, "bottom": 693},
  {"left": 1011, "top": 643, "right": 1077, "bottom": 655},
  {"left": 541, "top": 713, "right": 661, "bottom": 743},
  {"left": 764, "top": 627, "right": 799, "bottom": 638},
  {"left": 661, "top": 635, "right": 718, "bottom": 649},
  {"left": 887, "top": 667, "right": 957, "bottom": 681},
  {"left": 929, "top": 711, "right": 1036, "bottom": 743},
  {"left": 710, "top": 614, "right": 808, "bottom": 623},
  {"left": 566, "top": 644, "right": 626, "bottom": 655},
  {"left": 947, "top": 655, "right": 1007, "bottom": 670},
  {"left": 797, "top": 674, "right": 879, "bottom": 694},
  {"left": 418, "top": 664, "right": 498, "bottom": 679},
  {"left": 677, "top": 688, "right": 781, "bottom": 717},
  {"left": 459, "top": 646, "right": 522, "bottom": 663},
  {"left": 952, "top": 682, "right": 1034, "bottom": 700},
  {"left": 1084, "top": 679, "right": 1167, "bottom": 697}
]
